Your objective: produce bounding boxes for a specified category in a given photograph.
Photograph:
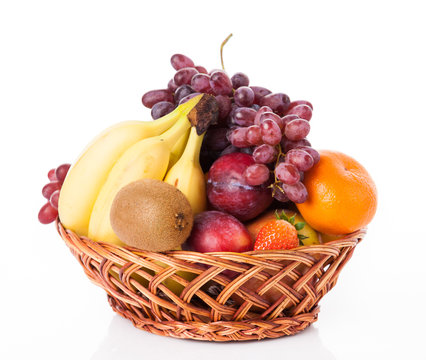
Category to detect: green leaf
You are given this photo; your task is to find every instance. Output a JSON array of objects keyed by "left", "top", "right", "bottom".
[
  {"left": 276, "top": 210, "right": 290, "bottom": 222},
  {"left": 280, "top": 210, "right": 289, "bottom": 222},
  {"left": 295, "top": 222, "right": 305, "bottom": 231},
  {"left": 298, "top": 234, "right": 309, "bottom": 240},
  {"left": 274, "top": 210, "right": 281, "bottom": 220}
]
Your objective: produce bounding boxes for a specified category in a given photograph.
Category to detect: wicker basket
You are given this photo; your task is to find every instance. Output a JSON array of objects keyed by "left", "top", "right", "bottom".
[{"left": 57, "top": 221, "right": 365, "bottom": 341}]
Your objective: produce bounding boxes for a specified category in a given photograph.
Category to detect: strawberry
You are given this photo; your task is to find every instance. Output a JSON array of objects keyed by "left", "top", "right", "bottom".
[{"left": 254, "top": 210, "right": 308, "bottom": 251}]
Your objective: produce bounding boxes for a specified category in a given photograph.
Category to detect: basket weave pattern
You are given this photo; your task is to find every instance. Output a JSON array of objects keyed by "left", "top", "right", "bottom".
[{"left": 57, "top": 222, "right": 365, "bottom": 341}]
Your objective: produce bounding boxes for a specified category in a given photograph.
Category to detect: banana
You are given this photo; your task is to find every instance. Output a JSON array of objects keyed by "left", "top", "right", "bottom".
[
  {"left": 58, "top": 100, "right": 197, "bottom": 237},
  {"left": 88, "top": 106, "right": 196, "bottom": 245},
  {"left": 164, "top": 126, "right": 207, "bottom": 215},
  {"left": 168, "top": 128, "right": 190, "bottom": 170}
]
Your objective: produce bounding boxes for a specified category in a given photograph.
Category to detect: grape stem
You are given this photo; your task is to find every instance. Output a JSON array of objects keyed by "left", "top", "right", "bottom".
[
  {"left": 270, "top": 144, "right": 286, "bottom": 197},
  {"left": 274, "top": 144, "right": 285, "bottom": 181},
  {"left": 220, "top": 33, "right": 233, "bottom": 70}
]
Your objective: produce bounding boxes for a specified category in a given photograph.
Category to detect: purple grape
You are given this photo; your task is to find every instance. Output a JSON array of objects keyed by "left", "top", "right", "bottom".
[
  {"left": 210, "top": 70, "right": 233, "bottom": 95},
  {"left": 275, "top": 162, "right": 300, "bottom": 185},
  {"left": 42, "top": 181, "right": 61, "bottom": 199},
  {"left": 298, "top": 146, "right": 320, "bottom": 165},
  {"left": 288, "top": 100, "right": 313, "bottom": 111},
  {"left": 221, "top": 145, "right": 239, "bottom": 156},
  {"left": 232, "top": 107, "right": 257, "bottom": 126},
  {"left": 253, "top": 144, "right": 277, "bottom": 164},
  {"left": 209, "top": 68, "right": 223, "bottom": 75},
  {"left": 228, "top": 103, "right": 239, "bottom": 120},
  {"left": 251, "top": 86, "right": 272, "bottom": 104},
  {"left": 49, "top": 190, "right": 60, "bottom": 210},
  {"left": 141, "top": 89, "right": 174, "bottom": 108},
  {"left": 55, "top": 164, "right": 70, "bottom": 182},
  {"left": 38, "top": 202, "right": 58, "bottom": 224},
  {"left": 191, "top": 73, "right": 212, "bottom": 93},
  {"left": 284, "top": 119, "right": 310, "bottom": 141},
  {"left": 260, "top": 93, "right": 291, "bottom": 115},
  {"left": 260, "top": 119, "right": 282, "bottom": 146},
  {"left": 195, "top": 65, "right": 208, "bottom": 74},
  {"left": 174, "top": 85, "right": 194, "bottom": 104},
  {"left": 285, "top": 149, "right": 314, "bottom": 171},
  {"left": 244, "top": 164, "right": 270, "bottom": 186},
  {"left": 258, "top": 112, "right": 285, "bottom": 129},
  {"left": 167, "top": 79, "right": 178, "bottom": 93},
  {"left": 286, "top": 104, "right": 313, "bottom": 121},
  {"left": 171, "top": 54, "right": 195, "bottom": 70},
  {"left": 281, "top": 114, "right": 299, "bottom": 128},
  {"left": 179, "top": 92, "right": 201, "bottom": 105},
  {"left": 281, "top": 138, "right": 311, "bottom": 153},
  {"left": 272, "top": 182, "right": 290, "bottom": 202},
  {"left": 246, "top": 125, "right": 263, "bottom": 145},
  {"left": 203, "top": 127, "right": 230, "bottom": 151},
  {"left": 254, "top": 106, "right": 273, "bottom": 125},
  {"left": 282, "top": 182, "right": 308, "bottom": 203},
  {"left": 174, "top": 67, "right": 199, "bottom": 86},
  {"left": 228, "top": 127, "right": 249, "bottom": 148},
  {"left": 215, "top": 95, "right": 232, "bottom": 121},
  {"left": 151, "top": 101, "right": 175, "bottom": 120},
  {"left": 231, "top": 72, "right": 250, "bottom": 89},
  {"left": 47, "top": 168, "right": 57, "bottom": 181},
  {"left": 233, "top": 86, "right": 255, "bottom": 107}
]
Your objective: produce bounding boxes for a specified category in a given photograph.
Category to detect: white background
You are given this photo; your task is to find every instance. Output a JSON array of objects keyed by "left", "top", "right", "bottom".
[{"left": 1, "top": 0, "right": 425, "bottom": 359}]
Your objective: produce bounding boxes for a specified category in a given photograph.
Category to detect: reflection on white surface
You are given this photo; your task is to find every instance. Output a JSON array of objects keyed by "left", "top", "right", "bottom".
[{"left": 91, "top": 315, "right": 335, "bottom": 360}]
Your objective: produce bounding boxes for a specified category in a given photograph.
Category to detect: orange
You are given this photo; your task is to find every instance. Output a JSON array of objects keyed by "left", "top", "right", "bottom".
[{"left": 296, "top": 150, "right": 377, "bottom": 235}]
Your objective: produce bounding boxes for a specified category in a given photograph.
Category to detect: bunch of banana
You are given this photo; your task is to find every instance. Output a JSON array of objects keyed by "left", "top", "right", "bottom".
[{"left": 58, "top": 94, "right": 218, "bottom": 246}]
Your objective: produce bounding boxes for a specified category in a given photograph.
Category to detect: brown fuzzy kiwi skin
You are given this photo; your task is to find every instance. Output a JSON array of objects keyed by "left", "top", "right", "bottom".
[{"left": 110, "top": 179, "right": 193, "bottom": 251}]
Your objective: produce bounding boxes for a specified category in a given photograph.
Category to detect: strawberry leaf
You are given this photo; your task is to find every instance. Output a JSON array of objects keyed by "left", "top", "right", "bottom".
[
  {"left": 274, "top": 210, "right": 281, "bottom": 220},
  {"left": 280, "top": 210, "right": 290, "bottom": 222},
  {"left": 276, "top": 210, "right": 290, "bottom": 222},
  {"left": 295, "top": 222, "right": 305, "bottom": 231}
]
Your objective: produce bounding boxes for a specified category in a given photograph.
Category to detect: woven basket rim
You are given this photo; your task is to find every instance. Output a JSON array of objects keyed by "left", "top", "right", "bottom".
[{"left": 56, "top": 220, "right": 366, "bottom": 256}]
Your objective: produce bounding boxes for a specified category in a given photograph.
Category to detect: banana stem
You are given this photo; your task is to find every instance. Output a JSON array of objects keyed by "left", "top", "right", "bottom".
[
  {"left": 160, "top": 95, "right": 205, "bottom": 147},
  {"left": 182, "top": 127, "right": 205, "bottom": 164},
  {"left": 180, "top": 94, "right": 204, "bottom": 116}
]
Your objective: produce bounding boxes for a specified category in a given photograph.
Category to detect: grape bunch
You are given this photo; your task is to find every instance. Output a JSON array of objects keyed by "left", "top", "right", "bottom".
[
  {"left": 226, "top": 102, "right": 319, "bottom": 204},
  {"left": 141, "top": 54, "right": 319, "bottom": 204},
  {"left": 38, "top": 164, "right": 70, "bottom": 224}
]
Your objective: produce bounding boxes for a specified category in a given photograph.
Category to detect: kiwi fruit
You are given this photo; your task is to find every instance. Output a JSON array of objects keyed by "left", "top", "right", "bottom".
[{"left": 110, "top": 179, "right": 193, "bottom": 251}]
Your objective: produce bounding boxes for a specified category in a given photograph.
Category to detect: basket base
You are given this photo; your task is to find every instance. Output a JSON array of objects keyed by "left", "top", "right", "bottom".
[{"left": 107, "top": 295, "right": 320, "bottom": 342}]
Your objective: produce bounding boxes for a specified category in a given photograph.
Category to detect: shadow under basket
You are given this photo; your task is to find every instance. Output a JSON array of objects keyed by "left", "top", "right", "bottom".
[{"left": 57, "top": 222, "right": 365, "bottom": 342}]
